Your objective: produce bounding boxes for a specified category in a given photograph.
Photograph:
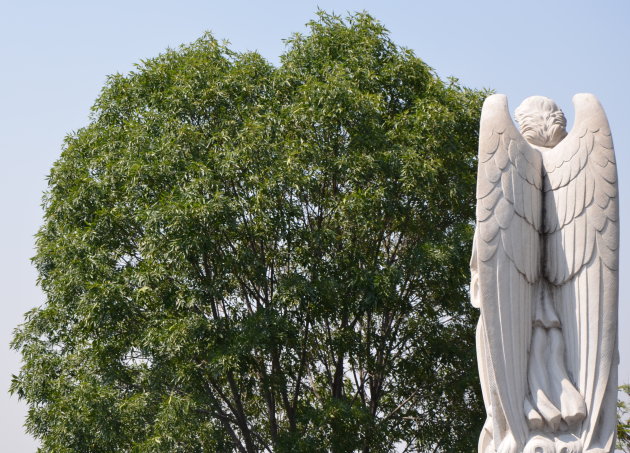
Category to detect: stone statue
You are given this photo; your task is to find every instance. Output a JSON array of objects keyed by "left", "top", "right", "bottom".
[{"left": 470, "top": 94, "right": 619, "bottom": 453}]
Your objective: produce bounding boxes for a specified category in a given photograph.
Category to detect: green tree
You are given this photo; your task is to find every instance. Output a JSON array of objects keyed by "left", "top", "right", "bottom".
[
  {"left": 619, "top": 384, "right": 630, "bottom": 452},
  {"left": 12, "top": 12, "right": 487, "bottom": 452}
]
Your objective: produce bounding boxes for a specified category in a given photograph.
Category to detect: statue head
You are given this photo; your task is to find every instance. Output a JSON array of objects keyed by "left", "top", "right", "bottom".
[{"left": 514, "top": 96, "right": 567, "bottom": 148}]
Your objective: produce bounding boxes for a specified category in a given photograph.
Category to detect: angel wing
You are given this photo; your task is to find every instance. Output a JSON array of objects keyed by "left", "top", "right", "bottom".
[
  {"left": 541, "top": 93, "right": 618, "bottom": 451},
  {"left": 473, "top": 94, "right": 543, "bottom": 450}
]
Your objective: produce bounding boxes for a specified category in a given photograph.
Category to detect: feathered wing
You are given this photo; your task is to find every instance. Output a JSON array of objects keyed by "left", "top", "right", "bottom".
[
  {"left": 473, "top": 94, "right": 543, "bottom": 450},
  {"left": 542, "top": 93, "right": 619, "bottom": 451}
]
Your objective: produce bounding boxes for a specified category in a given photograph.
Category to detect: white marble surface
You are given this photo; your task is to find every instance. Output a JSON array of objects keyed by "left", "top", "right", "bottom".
[{"left": 471, "top": 94, "right": 619, "bottom": 453}]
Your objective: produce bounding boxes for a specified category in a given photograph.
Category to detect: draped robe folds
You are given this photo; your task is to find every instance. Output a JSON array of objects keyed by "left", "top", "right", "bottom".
[{"left": 470, "top": 94, "right": 619, "bottom": 453}]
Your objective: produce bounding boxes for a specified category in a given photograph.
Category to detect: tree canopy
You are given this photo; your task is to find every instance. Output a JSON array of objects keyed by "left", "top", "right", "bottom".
[
  {"left": 12, "top": 12, "right": 487, "bottom": 452},
  {"left": 619, "top": 385, "right": 630, "bottom": 452}
]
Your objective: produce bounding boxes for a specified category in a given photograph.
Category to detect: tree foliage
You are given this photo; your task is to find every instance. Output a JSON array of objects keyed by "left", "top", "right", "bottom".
[
  {"left": 619, "top": 385, "right": 630, "bottom": 452},
  {"left": 12, "top": 12, "right": 487, "bottom": 452}
]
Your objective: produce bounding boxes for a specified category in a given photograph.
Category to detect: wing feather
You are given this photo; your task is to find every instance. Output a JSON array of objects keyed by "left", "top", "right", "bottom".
[
  {"left": 501, "top": 226, "right": 514, "bottom": 263},
  {"left": 569, "top": 150, "right": 581, "bottom": 180},
  {"left": 477, "top": 203, "right": 494, "bottom": 223},
  {"left": 542, "top": 93, "right": 618, "bottom": 450},
  {"left": 574, "top": 170, "right": 586, "bottom": 218},
  {"left": 523, "top": 178, "right": 533, "bottom": 224},
  {"left": 485, "top": 156, "right": 502, "bottom": 183},
  {"left": 574, "top": 213, "right": 587, "bottom": 275},
  {"left": 566, "top": 183, "right": 576, "bottom": 228},
  {"left": 502, "top": 168, "right": 514, "bottom": 203},
  {"left": 482, "top": 185, "right": 502, "bottom": 210},
  {"left": 558, "top": 186, "right": 570, "bottom": 227},
  {"left": 567, "top": 219, "right": 576, "bottom": 276}
]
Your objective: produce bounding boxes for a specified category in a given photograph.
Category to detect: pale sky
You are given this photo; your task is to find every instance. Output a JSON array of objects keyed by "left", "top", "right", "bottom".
[{"left": 1, "top": 1, "right": 628, "bottom": 450}]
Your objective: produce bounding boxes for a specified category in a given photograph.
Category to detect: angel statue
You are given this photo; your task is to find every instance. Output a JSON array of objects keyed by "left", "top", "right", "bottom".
[{"left": 470, "top": 93, "right": 619, "bottom": 453}]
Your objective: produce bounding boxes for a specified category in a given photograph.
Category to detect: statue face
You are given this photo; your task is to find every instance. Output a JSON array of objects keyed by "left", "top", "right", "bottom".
[{"left": 514, "top": 96, "right": 568, "bottom": 148}]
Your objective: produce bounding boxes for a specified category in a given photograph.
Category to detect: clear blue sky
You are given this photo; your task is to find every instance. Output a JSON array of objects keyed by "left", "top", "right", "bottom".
[{"left": 1, "top": 1, "right": 628, "bottom": 450}]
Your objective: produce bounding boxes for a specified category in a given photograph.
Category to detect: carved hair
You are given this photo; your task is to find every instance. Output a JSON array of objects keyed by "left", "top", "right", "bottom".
[{"left": 514, "top": 96, "right": 567, "bottom": 148}]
